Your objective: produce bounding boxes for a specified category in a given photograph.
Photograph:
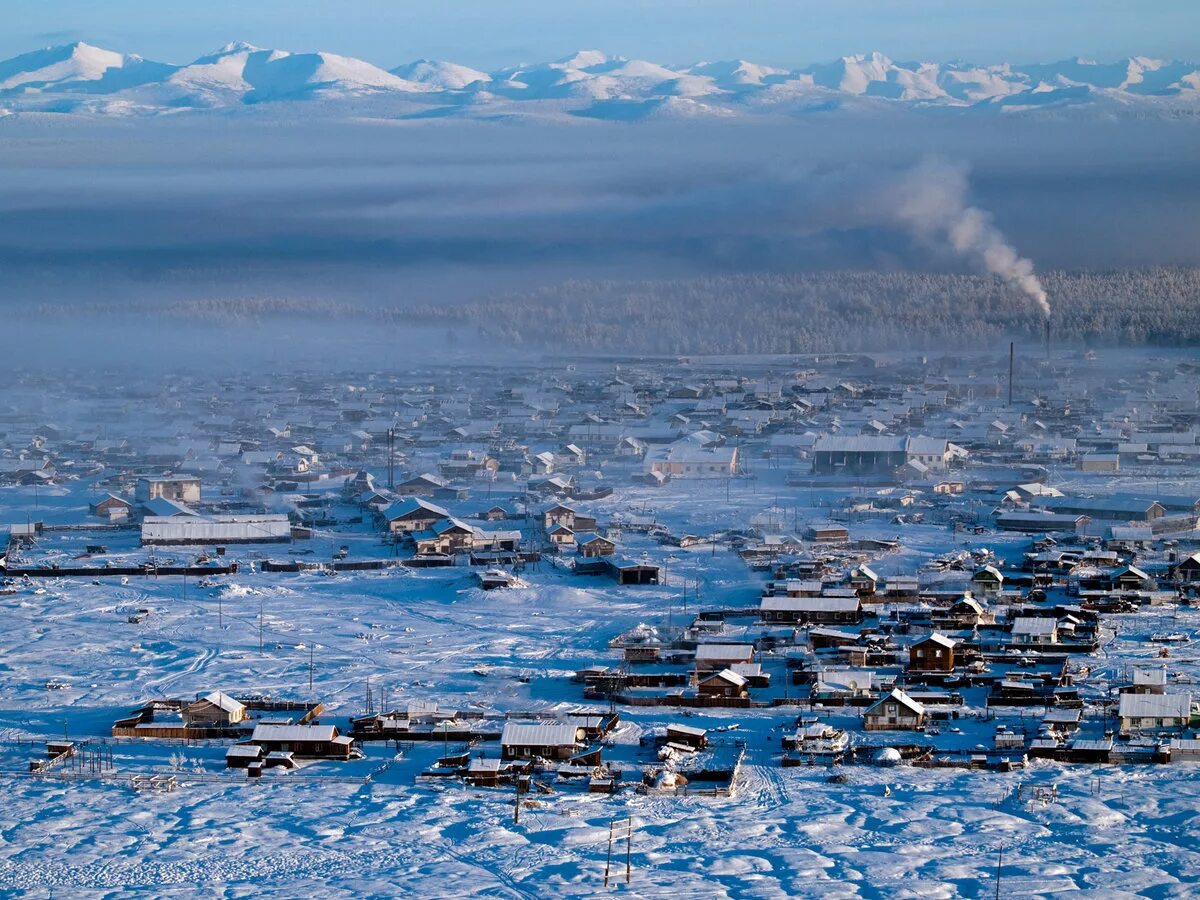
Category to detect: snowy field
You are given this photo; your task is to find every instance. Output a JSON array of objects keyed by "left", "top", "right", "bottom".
[{"left": 2, "top": 456, "right": 1200, "bottom": 897}]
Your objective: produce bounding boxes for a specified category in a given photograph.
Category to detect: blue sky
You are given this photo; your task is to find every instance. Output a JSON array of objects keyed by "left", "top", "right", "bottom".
[{"left": 7, "top": 0, "right": 1198, "bottom": 68}]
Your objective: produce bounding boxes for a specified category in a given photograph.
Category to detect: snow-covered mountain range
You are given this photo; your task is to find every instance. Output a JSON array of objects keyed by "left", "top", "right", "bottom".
[{"left": 1, "top": 41, "right": 1198, "bottom": 120}]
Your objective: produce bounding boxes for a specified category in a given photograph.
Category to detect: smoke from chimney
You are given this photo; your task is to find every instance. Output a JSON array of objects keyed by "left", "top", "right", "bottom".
[{"left": 883, "top": 158, "right": 1051, "bottom": 320}]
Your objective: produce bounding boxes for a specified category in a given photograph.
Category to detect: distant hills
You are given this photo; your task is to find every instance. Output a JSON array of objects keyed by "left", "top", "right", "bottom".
[{"left": 1, "top": 41, "right": 1198, "bottom": 120}]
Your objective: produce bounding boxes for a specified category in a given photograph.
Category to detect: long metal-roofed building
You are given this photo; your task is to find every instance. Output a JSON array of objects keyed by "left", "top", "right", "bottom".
[
  {"left": 1031, "top": 497, "right": 1167, "bottom": 522},
  {"left": 811, "top": 435, "right": 962, "bottom": 475},
  {"left": 141, "top": 514, "right": 292, "bottom": 546}
]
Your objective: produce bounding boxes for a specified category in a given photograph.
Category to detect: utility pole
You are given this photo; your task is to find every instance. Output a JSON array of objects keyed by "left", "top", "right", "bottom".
[
  {"left": 1008, "top": 341, "right": 1015, "bottom": 406},
  {"left": 387, "top": 427, "right": 395, "bottom": 490},
  {"left": 308, "top": 643, "right": 314, "bottom": 694},
  {"left": 604, "top": 818, "right": 614, "bottom": 887},
  {"left": 513, "top": 771, "right": 521, "bottom": 825},
  {"left": 259, "top": 597, "right": 264, "bottom": 654},
  {"left": 994, "top": 845, "right": 1003, "bottom": 900}
]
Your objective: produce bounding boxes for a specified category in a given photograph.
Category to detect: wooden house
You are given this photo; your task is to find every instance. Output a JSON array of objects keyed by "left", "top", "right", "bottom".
[
  {"left": 698, "top": 668, "right": 749, "bottom": 699},
  {"left": 694, "top": 643, "right": 754, "bottom": 672},
  {"left": 1010, "top": 616, "right": 1058, "bottom": 645},
  {"left": 183, "top": 691, "right": 247, "bottom": 728},
  {"left": 384, "top": 498, "right": 451, "bottom": 534},
  {"left": 908, "top": 634, "right": 956, "bottom": 673},
  {"left": 970, "top": 565, "right": 1004, "bottom": 597},
  {"left": 90, "top": 493, "right": 133, "bottom": 520},
  {"left": 135, "top": 476, "right": 202, "bottom": 504},
  {"left": 500, "top": 722, "right": 585, "bottom": 760},
  {"left": 848, "top": 565, "right": 878, "bottom": 597},
  {"left": 548, "top": 524, "right": 576, "bottom": 549},
  {"left": 1118, "top": 693, "right": 1192, "bottom": 734},
  {"left": 863, "top": 689, "right": 926, "bottom": 732},
  {"left": 1171, "top": 552, "right": 1200, "bottom": 584},
  {"left": 576, "top": 532, "right": 616, "bottom": 558},
  {"left": 247, "top": 723, "right": 356, "bottom": 759},
  {"left": 759, "top": 595, "right": 862, "bottom": 625},
  {"left": 412, "top": 517, "right": 476, "bottom": 555},
  {"left": 665, "top": 723, "right": 708, "bottom": 750},
  {"left": 395, "top": 473, "right": 448, "bottom": 497}
]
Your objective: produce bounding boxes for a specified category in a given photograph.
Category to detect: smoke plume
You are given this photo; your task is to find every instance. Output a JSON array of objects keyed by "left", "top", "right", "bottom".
[{"left": 883, "top": 157, "right": 1051, "bottom": 318}]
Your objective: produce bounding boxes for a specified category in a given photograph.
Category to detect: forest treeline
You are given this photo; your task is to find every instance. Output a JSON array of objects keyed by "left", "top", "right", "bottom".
[
  {"left": 26, "top": 268, "right": 1200, "bottom": 355},
  {"left": 399, "top": 268, "right": 1200, "bottom": 354}
]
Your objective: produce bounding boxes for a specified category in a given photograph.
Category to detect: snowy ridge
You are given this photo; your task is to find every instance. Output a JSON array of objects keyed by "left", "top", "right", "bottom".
[{"left": 0, "top": 41, "right": 1198, "bottom": 119}]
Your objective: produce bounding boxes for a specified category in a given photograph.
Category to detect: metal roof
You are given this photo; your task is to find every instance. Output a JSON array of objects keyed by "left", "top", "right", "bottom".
[
  {"left": 694, "top": 643, "right": 754, "bottom": 659},
  {"left": 251, "top": 723, "right": 337, "bottom": 742},
  {"left": 196, "top": 690, "right": 244, "bottom": 713},
  {"left": 761, "top": 596, "right": 861, "bottom": 612},
  {"left": 1011, "top": 617, "right": 1058, "bottom": 635},
  {"left": 141, "top": 514, "right": 291, "bottom": 544},
  {"left": 1118, "top": 693, "right": 1192, "bottom": 719},
  {"left": 500, "top": 722, "right": 583, "bottom": 747}
]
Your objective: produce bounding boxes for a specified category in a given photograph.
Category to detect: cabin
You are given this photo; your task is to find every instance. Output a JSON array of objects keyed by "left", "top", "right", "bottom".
[
  {"left": 698, "top": 668, "right": 749, "bottom": 699},
  {"left": 136, "top": 476, "right": 202, "bottom": 504},
  {"left": 383, "top": 498, "right": 452, "bottom": 534},
  {"left": 1171, "top": 552, "right": 1200, "bottom": 585},
  {"left": 500, "top": 722, "right": 585, "bottom": 760},
  {"left": 543, "top": 504, "right": 596, "bottom": 532},
  {"left": 970, "top": 565, "right": 1004, "bottom": 597},
  {"left": 412, "top": 517, "right": 477, "bottom": 555},
  {"left": 247, "top": 723, "right": 355, "bottom": 759},
  {"left": 575, "top": 532, "right": 616, "bottom": 558},
  {"left": 1126, "top": 667, "right": 1167, "bottom": 695},
  {"left": 183, "top": 691, "right": 247, "bottom": 728},
  {"left": 1010, "top": 616, "right": 1058, "bottom": 645},
  {"left": 806, "top": 524, "right": 850, "bottom": 543},
  {"left": 848, "top": 565, "right": 878, "bottom": 597},
  {"left": 863, "top": 689, "right": 926, "bottom": 731},
  {"left": 812, "top": 668, "right": 878, "bottom": 702},
  {"left": 1117, "top": 693, "right": 1192, "bottom": 734},
  {"left": 642, "top": 442, "right": 738, "bottom": 479},
  {"left": 665, "top": 723, "right": 708, "bottom": 750},
  {"left": 1107, "top": 565, "right": 1153, "bottom": 592},
  {"left": 394, "top": 473, "right": 449, "bottom": 496},
  {"left": 694, "top": 643, "right": 754, "bottom": 672},
  {"left": 602, "top": 558, "right": 661, "bottom": 585},
  {"left": 89, "top": 494, "right": 134, "bottom": 521},
  {"left": 556, "top": 444, "right": 587, "bottom": 467},
  {"left": 1079, "top": 453, "right": 1120, "bottom": 473},
  {"left": 935, "top": 595, "right": 990, "bottom": 628},
  {"left": 225, "top": 744, "right": 264, "bottom": 769},
  {"left": 909, "top": 634, "right": 956, "bottom": 673},
  {"left": 759, "top": 595, "right": 862, "bottom": 625},
  {"left": 548, "top": 524, "right": 576, "bottom": 549}
]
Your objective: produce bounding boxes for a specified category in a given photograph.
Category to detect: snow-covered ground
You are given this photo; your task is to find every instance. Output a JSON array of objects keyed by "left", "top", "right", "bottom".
[{"left": 2, "top": 453, "right": 1200, "bottom": 896}]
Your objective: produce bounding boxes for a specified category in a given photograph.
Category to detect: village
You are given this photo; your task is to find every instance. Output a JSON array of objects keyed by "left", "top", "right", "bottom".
[{"left": 2, "top": 345, "right": 1200, "bottom": 891}]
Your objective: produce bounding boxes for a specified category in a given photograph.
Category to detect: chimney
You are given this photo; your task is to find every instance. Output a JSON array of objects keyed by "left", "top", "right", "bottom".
[{"left": 1008, "top": 341, "right": 1014, "bottom": 406}]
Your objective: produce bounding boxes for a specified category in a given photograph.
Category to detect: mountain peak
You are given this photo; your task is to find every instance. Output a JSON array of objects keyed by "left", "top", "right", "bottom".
[
  {"left": 557, "top": 50, "right": 611, "bottom": 69},
  {"left": 215, "top": 40, "right": 265, "bottom": 55},
  {"left": 0, "top": 42, "right": 1194, "bottom": 119}
]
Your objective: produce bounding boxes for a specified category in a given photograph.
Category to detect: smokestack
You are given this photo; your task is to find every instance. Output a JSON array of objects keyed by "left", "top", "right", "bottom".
[
  {"left": 1008, "top": 341, "right": 1014, "bottom": 406},
  {"left": 1044, "top": 319, "right": 1051, "bottom": 362}
]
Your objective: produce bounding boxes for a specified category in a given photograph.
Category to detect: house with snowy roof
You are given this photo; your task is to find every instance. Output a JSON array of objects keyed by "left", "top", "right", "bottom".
[{"left": 864, "top": 689, "right": 926, "bottom": 731}]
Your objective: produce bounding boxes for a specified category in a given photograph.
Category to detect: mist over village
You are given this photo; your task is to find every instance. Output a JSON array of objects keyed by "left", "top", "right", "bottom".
[{"left": 1, "top": 2, "right": 1199, "bottom": 896}]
